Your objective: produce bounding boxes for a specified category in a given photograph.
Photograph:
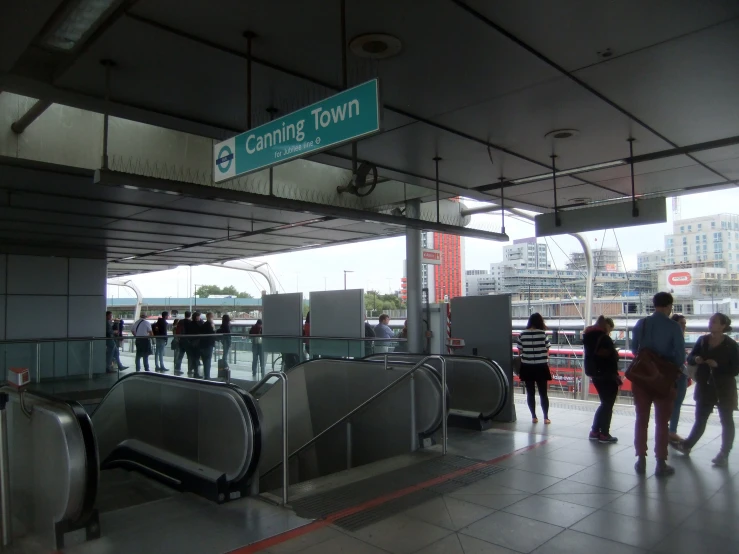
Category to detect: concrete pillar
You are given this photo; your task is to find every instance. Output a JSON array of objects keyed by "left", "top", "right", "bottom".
[{"left": 406, "top": 199, "right": 424, "bottom": 353}]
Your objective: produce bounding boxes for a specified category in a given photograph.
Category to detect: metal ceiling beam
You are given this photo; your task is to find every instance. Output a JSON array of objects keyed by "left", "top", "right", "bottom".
[
  {"left": 474, "top": 134, "right": 739, "bottom": 192},
  {"left": 450, "top": 0, "right": 731, "bottom": 184},
  {"left": 10, "top": 99, "right": 53, "bottom": 134},
  {"left": 96, "top": 169, "right": 510, "bottom": 242}
]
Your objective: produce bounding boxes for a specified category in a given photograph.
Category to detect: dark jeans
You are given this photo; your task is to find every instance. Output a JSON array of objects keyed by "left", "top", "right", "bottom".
[
  {"left": 524, "top": 379, "right": 549, "bottom": 419},
  {"left": 187, "top": 347, "right": 200, "bottom": 374},
  {"left": 200, "top": 347, "right": 213, "bottom": 379},
  {"left": 684, "top": 402, "right": 735, "bottom": 453},
  {"left": 252, "top": 344, "right": 265, "bottom": 374},
  {"left": 135, "top": 338, "right": 151, "bottom": 371},
  {"left": 174, "top": 345, "right": 186, "bottom": 370},
  {"left": 669, "top": 373, "right": 689, "bottom": 433},
  {"left": 591, "top": 376, "right": 619, "bottom": 435}
]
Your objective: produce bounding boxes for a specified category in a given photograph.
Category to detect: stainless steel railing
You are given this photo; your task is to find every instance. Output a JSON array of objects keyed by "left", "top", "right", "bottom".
[
  {"left": 252, "top": 371, "right": 289, "bottom": 505},
  {"left": 261, "top": 354, "right": 447, "bottom": 480}
]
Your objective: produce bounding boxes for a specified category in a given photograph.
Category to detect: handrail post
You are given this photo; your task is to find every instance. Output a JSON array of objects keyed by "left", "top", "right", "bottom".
[
  {"left": 440, "top": 356, "right": 447, "bottom": 455},
  {"left": 35, "top": 342, "right": 41, "bottom": 383},
  {"left": 263, "top": 371, "right": 289, "bottom": 506},
  {"left": 0, "top": 392, "right": 12, "bottom": 546},
  {"left": 88, "top": 341, "right": 94, "bottom": 379}
]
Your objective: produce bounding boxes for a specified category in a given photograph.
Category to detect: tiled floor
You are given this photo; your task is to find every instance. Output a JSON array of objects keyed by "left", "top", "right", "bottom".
[{"left": 263, "top": 399, "right": 739, "bottom": 554}]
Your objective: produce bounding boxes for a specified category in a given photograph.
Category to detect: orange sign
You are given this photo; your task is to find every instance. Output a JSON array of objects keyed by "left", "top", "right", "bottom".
[{"left": 422, "top": 249, "right": 442, "bottom": 265}]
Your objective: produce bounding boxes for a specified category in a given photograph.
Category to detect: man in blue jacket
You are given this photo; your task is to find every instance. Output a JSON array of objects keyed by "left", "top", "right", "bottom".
[{"left": 631, "top": 292, "right": 685, "bottom": 476}]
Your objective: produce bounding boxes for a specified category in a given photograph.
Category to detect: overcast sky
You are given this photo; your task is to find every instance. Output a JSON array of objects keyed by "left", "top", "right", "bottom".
[{"left": 109, "top": 188, "right": 739, "bottom": 300}]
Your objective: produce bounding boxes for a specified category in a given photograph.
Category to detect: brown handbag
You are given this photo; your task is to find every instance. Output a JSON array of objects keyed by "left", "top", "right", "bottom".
[{"left": 625, "top": 318, "right": 680, "bottom": 398}]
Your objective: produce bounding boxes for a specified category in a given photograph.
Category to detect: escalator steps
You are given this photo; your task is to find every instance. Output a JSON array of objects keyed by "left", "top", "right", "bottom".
[{"left": 289, "top": 454, "right": 505, "bottom": 530}]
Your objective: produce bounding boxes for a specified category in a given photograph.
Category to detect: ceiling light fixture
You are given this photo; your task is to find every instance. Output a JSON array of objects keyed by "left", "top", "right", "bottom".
[
  {"left": 545, "top": 129, "right": 580, "bottom": 140},
  {"left": 510, "top": 160, "right": 626, "bottom": 185},
  {"left": 349, "top": 33, "right": 402, "bottom": 59},
  {"left": 42, "top": 0, "right": 121, "bottom": 51}
]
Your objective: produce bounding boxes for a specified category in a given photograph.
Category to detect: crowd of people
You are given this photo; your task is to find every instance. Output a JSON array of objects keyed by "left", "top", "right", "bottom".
[
  {"left": 106, "top": 310, "right": 234, "bottom": 379},
  {"left": 515, "top": 291, "right": 738, "bottom": 475}
]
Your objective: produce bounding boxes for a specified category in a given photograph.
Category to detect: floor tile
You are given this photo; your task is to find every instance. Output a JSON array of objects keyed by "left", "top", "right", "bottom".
[
  {"left": 600, "top": 492, "right": 694, "bottom": 524},
  {"left": 503, "top": 495, "right": 596, "bottom": 528},
  {"left": 530, "top": 529, "right": 647, "bottom": 554},
  {"left": 566, "top": 466, "right": 643, "bottom": 493},
  {"left": 412, "top": 533, "right": 520, "bottom": 554},
  {"left": 461, "top": 511, "right": 564, "bottom": 553},
  {"left": 451, "top": 479, "right": 529, "bottom": 496},
  {"left": 476, "top": 469, "right": 562, "bottom": 494},
  {"left": 538, "top": 480, "right": 619, "bottom": 496},
  {"left": 450, "top": 492, "right": 531, "bottom": 510},
  {"left": 264, "top": 527, "right": 343, "bottom": 553},
  {"left": 511, "top": 457, "right": 589, "bottom": 479},
  {"left": 295, "top": 532, "right": 392, "bottom": 554},
  {"left": 651, "top": 525, "right": 739, "bottom": 554},
  {"left": 679, "top": 502, "right": 739, "bottom": 540},
  {"left": 570, "top": 510, "right": 672, "bottom": 549},
  {"left": 402, "top": 495, "right": 494, "bottom": 531},
  {"left": 539, "top": 493, "right": 623, "bottom": 509},
  {"left": 347, "top": 514, "right": 452, "bottom": 554}
]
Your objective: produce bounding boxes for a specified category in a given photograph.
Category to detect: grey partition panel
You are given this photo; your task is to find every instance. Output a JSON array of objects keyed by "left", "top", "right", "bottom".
[
  {"left": 262, "top": 293, "right": 303, "bottom": 355},
  {"left": 450, "top": 295, "right": 515, "bottom": 422},
  {"left": 310, "top": 289, "right": 365, "bottom": 357}
]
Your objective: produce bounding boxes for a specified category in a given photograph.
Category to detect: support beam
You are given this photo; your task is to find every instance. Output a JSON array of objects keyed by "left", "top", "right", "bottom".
[
  {"left": 406, "top": 199, "right": 424, "bottom": 354},
  {"left": 10, "top": 99, "right": 52, "bottom": 134}
]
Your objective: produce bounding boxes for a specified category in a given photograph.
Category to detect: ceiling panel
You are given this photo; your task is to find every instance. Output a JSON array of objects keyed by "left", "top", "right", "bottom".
[
  {"left": 465, "top": 0, "right": 739, "bottom": 72},
  {"left": 574, "top": 19, "right": 739, "bottom": 147}
]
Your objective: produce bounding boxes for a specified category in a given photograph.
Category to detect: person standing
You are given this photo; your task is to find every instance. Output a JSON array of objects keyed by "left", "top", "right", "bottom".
[
  {"left": 669, "top": 314, "right": 689, "bottom": 442},
  {"left": 249, "top": 319, "right": 265, "bottom": 376},
  {"left": 675, "top": 313, "right": 738, "bottom": 467},
  {"left": 113, "top": 318, "right": 128, "bottom": 370},
  {"left": 630, "top": 292, "right": 685, "bottom": 476},
  {"left": 105, "top": 311, "right": 116, "bottom": 373},
  {"left": 584, "top": 316, "right": 620, "bottom": 443},
  {"left": 153, "top": 311, "right": 169, "bottom": 372},
  {"left": 174, "top": 311, "right": 191, "bottom": 375},
  {"left": 186, "top": 312, "right": 202, "bottom": 377},
  {"left": 199, "top": 312, "right": 216, "bottom": 379},
  {"left": 517, "top": 313, "right": 552, "bottom": 424},
  {"left": 132, "top": 312, "right": 153, "bottom": 372},
  {"left": 218, "top": 314, "right": 232, "bottom": 367},
  {"left": 374, "top": 314, "right": 394, "bottom": 353}
]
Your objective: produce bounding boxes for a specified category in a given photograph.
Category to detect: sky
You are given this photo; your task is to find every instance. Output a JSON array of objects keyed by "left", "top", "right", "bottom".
[{"left": 108, "top": 188, "right": 739, "bottom": 301}]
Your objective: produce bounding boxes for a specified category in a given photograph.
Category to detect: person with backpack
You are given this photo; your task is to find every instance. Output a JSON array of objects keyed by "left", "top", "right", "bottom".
[
  {"left": 173, "top": 311, "right": 191, "bottom": 375},
  {"left": 584, "top": 316, "right": 620, "bottom": 443},
  {"left": 153, "top": 311, "right": 169, "bottom": 372},
  {"left": 132, "top": 312, "right": 153, "bottom": 372}
]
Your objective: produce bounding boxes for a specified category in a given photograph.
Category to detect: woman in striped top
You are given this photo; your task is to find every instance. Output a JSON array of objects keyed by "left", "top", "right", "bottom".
[{"left": 516, "top": 313, "right": 552, "bottom": 423}]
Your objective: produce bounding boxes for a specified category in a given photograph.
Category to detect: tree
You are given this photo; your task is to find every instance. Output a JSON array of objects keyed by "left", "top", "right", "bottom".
[
  {"left": 195, "top": 284, "right": 253, "bottom": 298},
  {"left": 365, "top": 290, "right": 404, "bottom": 315}
]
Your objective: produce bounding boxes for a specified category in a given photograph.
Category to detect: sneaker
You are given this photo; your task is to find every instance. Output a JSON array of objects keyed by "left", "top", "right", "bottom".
[
  {"left": 598, "top": 433, "right": 618, "bottom": 443},
  {"left": 160, "top": 367, "right": 169, "bottom": 372},
  {"left": 674, "top": 441, "right": 692, "bottom": 456},
  {"left": 174, "top": 371, "right": 184, "bottom": 376},
  {"left": 655, "top": 461, "right": 675, "bottom": 477},
  {"left": 589, "top": 431, "right": 600, "bottom": 441},
  {"left": 634, "top": 456, "right": 647, "bottom": 475},
  {"left": 712, "top": 451, "right": 729, "bottom": 467}
]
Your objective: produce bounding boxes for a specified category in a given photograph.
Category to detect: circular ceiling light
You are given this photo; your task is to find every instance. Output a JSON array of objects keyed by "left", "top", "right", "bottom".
[
  {"left": 545, "top": 129, "right": 580, "bottom": 140},
  {"left": 571, "top": 197, "right": 591, "bottom": 204},
  {"left": 349, "top": 34, "right": 402, "bottom": 59}
]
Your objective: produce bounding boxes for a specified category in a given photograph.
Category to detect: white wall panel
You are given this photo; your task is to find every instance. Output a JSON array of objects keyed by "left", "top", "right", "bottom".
[
  {"left": 7, "top": 255, "right": 68, "bottom": 295},
  {"left": 69, "top": 258, "right": 107, "bottom": 296},
  {"left": 68, "top": 296, "right": 106, "bottom": 338},
  {"left": 310, "top": 289, "right": 365, "bottom": 357},
  {"left": 6, "top": 296, "right": 67, "bottom": 339}
]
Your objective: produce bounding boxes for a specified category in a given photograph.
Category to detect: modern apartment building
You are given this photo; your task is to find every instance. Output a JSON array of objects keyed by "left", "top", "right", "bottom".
[
  {"left": 503, "top": 237, "right": 549, "bottom": 269},
  {"left": 664, "top": 213, "right": 739, "bottom": 270}
]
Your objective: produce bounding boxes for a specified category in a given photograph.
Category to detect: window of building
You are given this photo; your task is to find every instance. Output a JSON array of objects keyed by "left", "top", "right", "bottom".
[
  {"left": 698, "top": 223, "right": 702, "bottom": 230},
  {"left": 682, "top": 237, "right": 687, "bottom": 245},
  {"left": 722, "top": 221, "right": 728, "bottom": 229},
  {"left": 667, "top": 238, "right": 673, "bottom": 246},
  {"left": 683, "top": 247, "right": 688, "bottom": 255},
  {"left": 712, "top": 221, "right": 716, "bottom": 229},
  {"left": 714, "top": 232, "right": 722, "bottom": 241},
  {"left": 695, "top": 235, "right": 700, "bottom": 243},
  {"left": 703, "top": 234, "right": 708, "bottom": 242}
]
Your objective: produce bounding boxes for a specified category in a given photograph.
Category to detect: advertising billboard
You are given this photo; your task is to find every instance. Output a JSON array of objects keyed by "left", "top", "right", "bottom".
[{"left": 659, "top": 269, "right": 694, "bottom": 297}]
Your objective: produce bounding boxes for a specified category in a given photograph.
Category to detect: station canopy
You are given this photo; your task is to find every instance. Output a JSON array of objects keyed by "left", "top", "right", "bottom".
[{"left": 1, "top": 0, "right": 738, "bottom": 276}]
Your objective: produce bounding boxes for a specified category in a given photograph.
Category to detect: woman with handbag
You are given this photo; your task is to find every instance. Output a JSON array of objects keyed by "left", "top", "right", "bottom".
[
  {"left": 516, "top": 313, "right": 552, "bottom": 424},
  {"left": 584, "top": 316, "right": 621, "bottom": 443},
  {"left": 675, "top": 313, "right": 738, "bottom": 466}
]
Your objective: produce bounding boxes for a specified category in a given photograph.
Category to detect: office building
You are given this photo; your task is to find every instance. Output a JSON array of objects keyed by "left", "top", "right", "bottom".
[
  {"left": 664, "top": 213, "right": 739, "bottom": 270},
  {"left": 503, "top": 237, "right": 549, "bottom": 269},
  {"left": 637, "top": 250, "right": 666, "bottom": 271}
]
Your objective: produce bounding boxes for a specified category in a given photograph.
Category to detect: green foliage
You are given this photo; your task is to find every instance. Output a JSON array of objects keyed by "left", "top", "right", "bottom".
[
  {"left": 364, "top": 290, "right": 404, "bottom": 315},
  {"left": 195, "top": 285, "right": 253, "bottom": 298}
]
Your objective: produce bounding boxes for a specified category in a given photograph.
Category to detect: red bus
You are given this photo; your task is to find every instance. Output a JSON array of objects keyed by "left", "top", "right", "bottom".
[{"left": 512, "top": 345, "right": 635, "bottom": 395}]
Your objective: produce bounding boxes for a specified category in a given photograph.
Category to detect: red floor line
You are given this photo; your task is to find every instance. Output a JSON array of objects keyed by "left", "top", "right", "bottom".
[{"left": 228, "top": 438, "right": 551, "bottom": 554}]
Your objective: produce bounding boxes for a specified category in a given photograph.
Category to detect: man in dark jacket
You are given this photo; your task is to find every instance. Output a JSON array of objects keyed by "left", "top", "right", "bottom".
[
  {"left": 584, "top": 316, "right": 620, "bottom": 443},
  {"left": 154, "top": 311, "right": 169, "bottom": 372},
  {"left": 185, "top": 312, "right": 202, "bottom": 377},
  {"left": 199, "top": 312, "right": 217, "bottom": 379}
]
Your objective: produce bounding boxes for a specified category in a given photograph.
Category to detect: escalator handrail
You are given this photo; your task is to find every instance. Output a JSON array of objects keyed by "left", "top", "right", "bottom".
[
  {"left": 261, "top": 354, "right": 448, "bottom": 478},
  {"left": 92, "top": 372, "right": 262, "bottom": 488},
  {"left": 1, "top": 387, "right": 99, "bottom": 527}
]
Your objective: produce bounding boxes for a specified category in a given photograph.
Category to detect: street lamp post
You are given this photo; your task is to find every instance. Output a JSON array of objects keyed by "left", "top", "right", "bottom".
[{"left": 344, "top": 270, "right": 354, "bottom": 290}]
